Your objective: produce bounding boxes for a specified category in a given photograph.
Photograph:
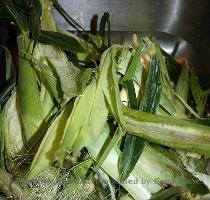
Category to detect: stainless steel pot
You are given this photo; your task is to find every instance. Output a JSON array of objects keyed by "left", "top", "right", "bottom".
[{"left": 54, "top": 0, "right": 210, "bottom": 87}]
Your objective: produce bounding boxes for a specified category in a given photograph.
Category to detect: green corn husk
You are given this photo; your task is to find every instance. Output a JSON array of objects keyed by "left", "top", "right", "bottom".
[
  {"left": 175, "top": 64, "right": 189, "bottom": 114},
  {"left": 124, "top": 106, "right": 210, "bottom": 155},
  {"left": 27, "top": 101, "right": 73, "bottom": 179},
  {"left": 88, "top": 123, "right": 208, "bottom": 200},
  {"left": 17, "top": 35, "right": 44, "bottom": 143},
  {"left": 1, "top": 91, "right": 24, "bottom": 166},
  {"left": 40, "top": 0, "right": 57, "bottom": 31},
  {"left": 28, "top": 46, "right": 125, "bottom": 178},
  {"left": 32, "top": 43, "right": 82, "bottom": 100},
  {"left": 17, "top": 0, "right": 83, "bottom": 146},
  {"left": 190, "top": 71, "right": 210, "bottom": 117},
  {"left": 2, "top": 1, "right": 210, "bottom": 199},
  {"left": 57, "top": 46, "right": 125, "bottom": 159},
  {"left": 58, "top": 29, "right": 101, "bottom": 63}
]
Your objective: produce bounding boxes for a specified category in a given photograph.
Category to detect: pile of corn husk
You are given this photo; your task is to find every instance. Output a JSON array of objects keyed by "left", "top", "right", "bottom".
[{"left": 1, "top": 1, "right": 210, "bottom": 200}]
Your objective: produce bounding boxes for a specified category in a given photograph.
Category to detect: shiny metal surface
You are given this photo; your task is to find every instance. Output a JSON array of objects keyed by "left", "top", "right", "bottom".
[{"left": 54, "top": 0, "right": 210, "bottom": 87}]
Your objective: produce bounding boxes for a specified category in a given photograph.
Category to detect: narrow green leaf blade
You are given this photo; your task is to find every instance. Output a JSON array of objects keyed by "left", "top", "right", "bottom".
[
  {"left": 2, "top": 0, "right": 28, "bottom": 33},
  {"left": 175, "top": 64, "right": 189, "bottom": 114},
  {"left": 119, "top": 81, "right": 145, "bottom": 183},
  {"left": 52, "top": 0, "right": 84, "bottom": 31},
  {"left": 120, "top": 55, "right": 162, "bottom": 182},
  {"left": 159, "top": 93, "right": 176, "bottom": 116},
  {"left": 119, "top": 133, "right": 146, "bottom": 183},
  {"left": 190, "top": 71, "right": 208, "bottom": 117},
  {"left": 99, "top": 12, "right": 111, "bottom": 46},
  {"left": 139, "top": 56, "right": 162, "bottom": 113},
  {"left": 121, "top": 41, "right": 144, "bottom": 82},
  {"left": 29, "top": 0, "right": 42, "bottom": 49},
  {"left": 39, "top": 31, "right": 85, "bottom": 53},
  {"left": 100, "top": 47, "right": 125, "bottom": 129}
]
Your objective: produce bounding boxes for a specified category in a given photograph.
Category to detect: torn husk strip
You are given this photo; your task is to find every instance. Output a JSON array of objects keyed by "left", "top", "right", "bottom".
[{"left": 124, "top": 106, "right": 210, "bottom": 155}]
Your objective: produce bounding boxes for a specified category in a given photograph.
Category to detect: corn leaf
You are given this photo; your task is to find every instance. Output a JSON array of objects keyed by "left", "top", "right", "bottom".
[
  {"left": 29, "top": 0, "right": 42, "bottom": 49},
  {"left": 191, "top": 118, "right": 210, "bottom": 126},
  {"left": 88, "top": 34, "right": 104, "bottom": 51},
  {"left": 175, "top": 64, "right": 189, "bottom": 114},
  {"left": 95, "top": 126, "right": 123, "bottom": 171},
  {"left": 119, "top": 55, "right": 162, "bottom": 182},
  {"left": 88, "top": 122, "right": 208, "bottom": 200},
  {"left": 52, "top": 0, "right": 84, "bottom": 31},
  {"left": 99, "top": 12, "right": 111, "bottom": 47},
  {"left": 139, "top": 56, "right": 161, "bottom": 113},
  {"left": 159, "top": 93, "right": 176, "bottom": 116},
  {"left": 17, "top": 34, "right": 44, "bottom": 142},
  {"left": 58, "top": 29, "right": 101, "bottom": 63},
  {"left": 39, "top": 31, "right": 85, "bottom": 53},
  {"left": 33, "top": 43, "right": 82, "bottom": 99},
  {"left": 78, "top": 47, "right": 126, "bottom": 170},
  {"left": 190, "top": 71, "right": 208, "bottom": 117},
  {"left": 55, "top": 47, "right": 125, "bottom": 166},
  {"left": 101, "top": 47, "right": 125, "bottom": 129},
  {"left": 116, "top": 47, "right": 132, "bottom": 76},
  {"left": 171, "top": 40, "right": 181, "bottom": 58},
  {"left": 27, "top": 102, "right": 73, "bottom": 179},
  {"left": 55, "top": 79, "right": 108, "bottom": 163},
  {"left": 35, "top": 57, "right": 63, "bottom": 104},
  {"left": 124, "top": 106, "right": 210, "bottom": 155},
  {"left": 1, "top": 0, "right": 28, "bottom": 34},
  {"left": 39, "top": 81, "right": 56, "bottom": 121},
  {"left": 88, "top": 123, "right": 152, "bottom": 200},
  {"left": 119, "top": 80, "right": 145, "bottom": 183},
  {"left": 121, "top": 40, "right": 144, "bottom": 83}
]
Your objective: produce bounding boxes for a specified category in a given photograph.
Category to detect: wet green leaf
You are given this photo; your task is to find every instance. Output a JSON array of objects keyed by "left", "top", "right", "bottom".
[
  {"left": 29, "top": 0, "right": 42, "bottom": 49},
  {"left": 2, "top": 0, "right": 28, "bottom": 33},
  {"left": 39, "top": 31, "right": 85, "bottom": 53}
]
